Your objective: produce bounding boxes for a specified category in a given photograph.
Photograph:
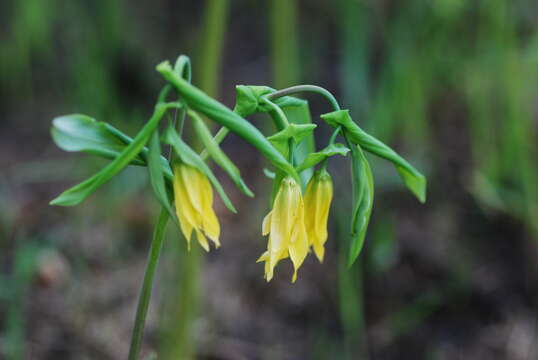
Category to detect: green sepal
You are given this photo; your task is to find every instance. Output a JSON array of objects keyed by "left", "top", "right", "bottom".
[
  {"left": 157, "top": 61, "right": 299, "bottom": 183},
  {"left": 189, "top": 110, "right": 254, "bottom": 198},
  {"left": 348, "top": 143, "right": 374, "bottom": 267},
  {"left": 296, "top": 143, "right": 350, "bottom": 172},
  {"left": 162, "top": 122, "right": 237, "bottom": 214},
  {"left": 50, "top": 103, "right": 172, "bottom": 206},
  {"left": 321, "top": 109, "right": 426, "bottom": 203},
  {"left": 267, "top": 123, "right": 317, "bottom": 157}
]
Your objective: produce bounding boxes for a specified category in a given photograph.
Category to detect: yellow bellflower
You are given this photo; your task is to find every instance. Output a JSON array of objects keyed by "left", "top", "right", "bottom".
[
  {"left": 257, "top": 176, "right": 309, "bottom": 283},
  {"left": 304, "top": 170, "right": 333, "bottom": 262},
  {"left": 173, "top": 162, "right": 220, "bottom": 251}
]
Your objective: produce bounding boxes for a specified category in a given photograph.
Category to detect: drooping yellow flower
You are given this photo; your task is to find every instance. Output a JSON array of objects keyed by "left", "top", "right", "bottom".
[
  {"left": 304, "top": 170, "right": 333, "bottom": 262},
  {"left": 257, "top": 176, "right": 309, "bottom": 282},
  {"left": 173, "top": 162, "right": 220, "bottom": 251}
]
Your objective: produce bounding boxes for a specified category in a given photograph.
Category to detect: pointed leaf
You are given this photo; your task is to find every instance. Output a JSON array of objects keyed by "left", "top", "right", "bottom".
[
  {"left": 50, "top": 104, "right": 171, "bottom": 206},
  {"left": 233, "top": 85, "right": 275, "bottom": 117},
  {"left": 321, "top": 109, "right": 426, "bottom": 203},
  {"left": 348, "top": 143, "right": 374, "bottom": 266},
  {"left": 189, "top": 109, "right": 254, "bottom": 197},
  {"left": 267, "top": 123, "right": 317, "bottom": 156},
  {"left": 148, "top": 129, "right": 179, "bottom": 228},
  {"left": 296, "top": 143, "right": 350, "bottom": 172},
  {"left": 51, "top": 114, "right": 173, "bottom": 177},
  {"left": 51, "top": 114, "right": 146, "bottom": 165},
  {"left": 233, "top": 84, "right": 308, "bottom": 117}
]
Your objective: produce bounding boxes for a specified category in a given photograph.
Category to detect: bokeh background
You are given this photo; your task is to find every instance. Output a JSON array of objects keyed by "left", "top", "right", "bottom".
[{"left": 2, "top": 0, "right": 538, "bottom": 359}]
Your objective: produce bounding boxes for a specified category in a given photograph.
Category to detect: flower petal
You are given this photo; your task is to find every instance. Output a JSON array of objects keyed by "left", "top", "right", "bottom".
[
  {"left": 262, "top": 211, "right": 272, "bottom": 236},
  {"left": 195, "top": 229, "right": 210, "bottom": 252}
]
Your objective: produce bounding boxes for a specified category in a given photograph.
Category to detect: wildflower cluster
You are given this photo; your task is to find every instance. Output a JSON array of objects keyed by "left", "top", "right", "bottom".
[{"left": 50, "top": 54, "right": 426, "bottom": 283}]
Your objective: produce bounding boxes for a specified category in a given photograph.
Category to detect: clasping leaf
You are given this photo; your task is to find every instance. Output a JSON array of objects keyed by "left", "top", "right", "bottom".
[{"left": 321, "top": 109, "right": 426, "bottom": 203}]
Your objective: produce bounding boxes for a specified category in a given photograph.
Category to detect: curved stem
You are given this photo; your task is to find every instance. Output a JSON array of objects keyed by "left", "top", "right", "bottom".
[
  {"left": 261, "top": 97, "right": 289, "bottom": 130},
  {"left": 266, "top": 84, "right": 341, "bottom": 111},
  {"left": 329, "top": 126, "right": 342, "bottom": 145},
  {"left": 201, "top": 85, "right": 341, "bottom": 160},
  {"left": 157, "top": 85, "right": 173, "bottom": 104},
  {"left": 200, "top": 126, "right": 229, "bottom": 160},
  {"left": 321, "top": 125, "right": 343, "bottom": 171},
  {"left": 174, "top": 56, "right": 192, "bottom": 137},
  {"left": 269, "top": 85, "right": 342, "bottom": 172},
  {"left": 128, "top": 209, "right": 169, "bottom": 360}
]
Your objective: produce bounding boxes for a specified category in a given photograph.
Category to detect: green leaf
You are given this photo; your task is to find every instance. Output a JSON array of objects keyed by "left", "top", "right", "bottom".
[
  {"left": 162, "top": 123, "right": 237, "bottom": 213},
  {"left": 296, "top": 143, "right": 350, "bottom": 172},
  {"left": 321, "top": 109, "right": 426, "bottom": 203},
  {"left": 51, "top": 114, "right": 146, "bottom": 166},
  {"left": 348, "top": 143, "right": 374, "bottom": 266},
  {"left": 147, "top": 129, "right": 178, "bottom": 226},
  {"left": 233, "top": 84, "right": 308, "bottom": 117},
  {"left": 50, "top": 103, "right": 173, "bottom": 206},
  {"left": 233, "top": 85, "right": 275, "bottom": 117},
  {"left": 157, "top": 61, "right": 299, "bottom": 182},
  {"left": 51, "top": 114, "right": 173, "bottom": 178},
  {"left": 267, "top": 123, "right": 317, "bottom": 156},
  {"left": 189, "top": 109, "right": 254, "bottom": 197}
]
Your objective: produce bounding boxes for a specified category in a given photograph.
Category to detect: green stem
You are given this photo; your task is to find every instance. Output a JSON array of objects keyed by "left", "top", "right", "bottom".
[
  {"left": 261, "top": 97, "right": 290, "bottom": 130},
  {"left": 329, "top": 126, "right": 342, "bottom": 145},
  {"left": 128, "top": 209, "right": 169, "bottom": 360},
  {"left": 266, "top": 85, "right": 341, "bottom": 111},
  {"left": 198, "top": 85, "right": 342, "bottom": 172},
  {"left": 200, "top": 126, "right": 229, "bottom": 160},
  {"left": 321, "top": 126, "right": 343, "bottom": 171},
  {"left": 268, "top": 85, "right": 343, "bottom": 172}
]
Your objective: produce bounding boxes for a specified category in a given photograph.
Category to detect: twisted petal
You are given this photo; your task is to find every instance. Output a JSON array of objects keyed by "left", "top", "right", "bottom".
[
  {"left": 259, "top": 176, "right": 308, "bottom": 282},
  {"left": 195, "top": 229, "right": 210, "bottom": 252},
  {"left": 173, "top": 163, "right": 221, "bottom": 251},
  {"left": 304, "top": 171, "right": 333, "bottom": 262}
]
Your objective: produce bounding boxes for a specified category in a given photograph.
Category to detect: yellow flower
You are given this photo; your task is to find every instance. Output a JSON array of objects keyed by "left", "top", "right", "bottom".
[
  {"left": 173, "top": 162, "right": 220, "bottom": 251},
  {"left": 257, "top": 176, "right": 309, "bottom": 282},
  {"left": 304, "top": 170, "right": 333, "bottom": 262}
]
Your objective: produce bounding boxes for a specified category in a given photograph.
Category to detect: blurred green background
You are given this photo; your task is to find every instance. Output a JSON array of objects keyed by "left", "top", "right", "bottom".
[{"left": 2, "top": 0, "right": 538, "bottom": 359}]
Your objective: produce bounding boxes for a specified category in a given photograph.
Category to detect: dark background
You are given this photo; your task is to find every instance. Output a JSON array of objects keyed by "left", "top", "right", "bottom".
[{"left": 1, "top": 0, "right": 538, "bottom": 359}]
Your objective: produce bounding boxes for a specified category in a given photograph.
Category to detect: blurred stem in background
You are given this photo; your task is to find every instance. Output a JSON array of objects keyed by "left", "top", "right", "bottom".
[
  {"left": 468, "top": 0, "right": 538, "bottom": 239},
  {"left": 67, "top": 0, "right": 125, "bottom": 124},
  {"left": 0, "top": 0, "right": 53, "bottom": 98},
  {"left": 197, "top": 0, "right": 230, "bottom": 99},
  {"left": 336, "top": 208, "right": 369, "bottom": 360},
  {"left": 337, "top": 0, "right": 370, "bottom": 124},
  {"left": 336, "top": 1, "right": 370, "bottom": 358},
  {"left": 160, "top": 2, "right": 229, "bottom": 359},
  {"left": 3, "top": 242, "right": 39, "bottom": 360},
  {"left": 270, "top": 0, "right": 300, "bottom": 89}
]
